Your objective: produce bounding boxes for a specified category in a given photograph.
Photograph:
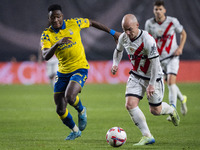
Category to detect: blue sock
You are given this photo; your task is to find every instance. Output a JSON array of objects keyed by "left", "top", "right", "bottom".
[
  {"left": 60, "top": 109, "right": 75, "bottom": 129},
  {"left": 72, "top": 96, "right": 83, "bottom": 113}
]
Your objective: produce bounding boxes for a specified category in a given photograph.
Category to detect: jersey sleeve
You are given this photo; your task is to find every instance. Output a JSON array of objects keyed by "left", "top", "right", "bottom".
[
  {"left": 116, "top": 33, "right": 124, "bottom": 51},
  {"left": 74, "top": 18, "right": 90, "bottom": 29},
  {"left": 144, "top": 32, "right": 159, "bottom": 59},
  {"left": 173, "top": 17, "right": 183, "bottom": 33},
  {"left": 40, "top": 31, "right": 51, "bottom": 50}
]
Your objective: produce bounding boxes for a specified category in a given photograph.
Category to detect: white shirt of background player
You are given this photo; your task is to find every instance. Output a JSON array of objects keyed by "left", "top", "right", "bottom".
[{"left": 145, "top": 16, "right": 183, "bottom": 60}]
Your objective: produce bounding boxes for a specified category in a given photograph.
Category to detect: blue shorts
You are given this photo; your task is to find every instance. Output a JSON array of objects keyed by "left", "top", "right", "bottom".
[{"left": 54, "top": 69, "right": 88, "bottom": 93}]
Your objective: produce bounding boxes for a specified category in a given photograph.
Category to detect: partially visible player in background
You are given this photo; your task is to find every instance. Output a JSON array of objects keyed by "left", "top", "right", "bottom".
[
  {"left": 111, "top": 14, "right": 180, "bottom": 146},
  {"left": 145, "top": 0, "right": 187, "bottom": 120},
  {"left": 38, "top": 48, "right": 58, "bottom": 88},
  {"left": 46, "top": 56, "right": 58, "bottom": 88},
  {"left": 40, "top": 4, "right": 120, "bottom": 140}
]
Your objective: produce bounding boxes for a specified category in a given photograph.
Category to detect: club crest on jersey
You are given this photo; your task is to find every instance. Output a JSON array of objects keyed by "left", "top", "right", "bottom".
[
  {"left": 158, "top": 30, "right": 163, "bottom": 36},
  {"left": 84, "top": 19, "right": 88, "bottom": 24},
  {"left": 69, "top": 29, "right": 73, "bottom": 35},
  {"left": 150, "top": 44, "right": 157, "bottom": 56},
  {"left": 130, "top": 48, "right": 135, "bottom": 52}
]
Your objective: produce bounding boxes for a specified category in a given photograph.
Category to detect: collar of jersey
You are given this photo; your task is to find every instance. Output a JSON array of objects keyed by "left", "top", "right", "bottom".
[
  {"left": 154, "top": 16, "right": 167, "bottom": 25},
  {"left": 130, "top": 29, "right": 143, "bottom": 42},
  {"left": 51, "top": 20, "right": 66, "bottom": 33}
]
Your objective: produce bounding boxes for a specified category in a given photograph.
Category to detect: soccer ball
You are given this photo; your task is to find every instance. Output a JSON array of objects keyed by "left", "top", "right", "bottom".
[{"left": 106, "top": 127, "right": 127, "bottom": 147}]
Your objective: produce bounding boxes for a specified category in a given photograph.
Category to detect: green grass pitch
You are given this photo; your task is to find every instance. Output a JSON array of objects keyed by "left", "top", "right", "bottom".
[{"left": 0, "top": 83, "right": 200, "bottom": 150}]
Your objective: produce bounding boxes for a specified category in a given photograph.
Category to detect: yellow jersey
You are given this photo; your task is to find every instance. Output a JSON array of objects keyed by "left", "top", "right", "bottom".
[{"left": 40, "top": 18, "right": 90, "bottom": 74}]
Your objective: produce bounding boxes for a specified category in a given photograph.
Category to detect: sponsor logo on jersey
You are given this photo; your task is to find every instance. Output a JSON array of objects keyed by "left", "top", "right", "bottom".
[
  {"left": 150, "top": 44, "right": 157, "bottom": 56},
  {"left": 58, "top": 42, "right": 77, "bottom": 50}
]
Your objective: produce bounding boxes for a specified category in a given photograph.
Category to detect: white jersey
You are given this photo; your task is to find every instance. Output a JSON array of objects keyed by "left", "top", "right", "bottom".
[
  {"left": 145, "top": 16, "right": 183, "bottom": 60},
  {"left": 46, "top": 55, "right": 59, "bottom": 77},
  {"left": 117, "top": 30, "right": 163, "bottom": 79},
  {"left": 47, "top": 55, "right": 58, "bottom": 65}
]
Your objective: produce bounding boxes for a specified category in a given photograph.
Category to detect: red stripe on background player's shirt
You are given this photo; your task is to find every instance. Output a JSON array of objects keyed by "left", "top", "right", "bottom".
[
  {"left": 156, "top": 22, "right": 173, "bottom": 55},
  {"left": 165, "top": 33, "right": 174, "bottom": 54}
]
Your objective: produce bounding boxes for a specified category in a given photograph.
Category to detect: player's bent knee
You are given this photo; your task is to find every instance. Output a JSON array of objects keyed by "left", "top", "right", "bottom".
[
  {"left": 125, "top": 101, "right": 132, "bottom": 110},
  {"left": 56, "top": 108, "right": 66, "bottom": 116},
  {"left": 125, "top": 99, "right": 138, "bottom": 110},
  {"left": 125, "top": 103, "right": 131, "bottom": 110},
  {"left": 150, "top": 106, "right": 162, "bottom": 115},
  {"left": 150, "top": 109, "right": 160, "bottom": 115},
  {"left": 66, "top": 93, "right": 77, "bottom": 105}
]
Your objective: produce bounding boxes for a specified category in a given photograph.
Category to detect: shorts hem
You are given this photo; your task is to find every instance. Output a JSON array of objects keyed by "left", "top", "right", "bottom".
[
  {"left": 149, "top": 102, "right": 162, "bottom": 106},
  {"left": 167, "top": 73, "right": 177, "bottom": 76},
  {"left": 125, "top": 93, "right": 143, "bottom": 100},
  {"left": 71, "top": 80, "right": 83, "bottom": 89},
  {"left": 54, "top": 91, "right": 65, "bottom": 94}
]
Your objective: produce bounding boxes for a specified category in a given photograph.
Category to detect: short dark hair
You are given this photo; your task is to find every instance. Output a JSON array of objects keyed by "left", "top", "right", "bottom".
[
  {"left": 48, "top": 4, "right": 62, "bottom": 12},
  {"left": 154, "top": 0, "right": 165, "bottom": 7}
]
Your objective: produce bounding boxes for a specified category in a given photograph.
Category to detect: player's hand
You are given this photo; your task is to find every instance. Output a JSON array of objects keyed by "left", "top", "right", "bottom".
[
  {"left": 113, "top": 32, "right": 122, "bottom": 44},
  {"left": 146, "top": 84, "right": 155, "bottom": 98},
  {"left": 57, "top": 37, "right": 73, "bottom": 45},
  {"left": 174, "top": 47, "right": 183, "bottom": 56},
  {"left": 111, "top": 65, "right": 118, "bottom": 75}
]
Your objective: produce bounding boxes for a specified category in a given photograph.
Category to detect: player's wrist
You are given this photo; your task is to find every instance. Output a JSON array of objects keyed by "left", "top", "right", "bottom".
[
  {"left": 149, "top": 80, "right": 155, "bottom": 87},
  {"left": 110, "top": 29, "right": 116, "bottom": 36}
]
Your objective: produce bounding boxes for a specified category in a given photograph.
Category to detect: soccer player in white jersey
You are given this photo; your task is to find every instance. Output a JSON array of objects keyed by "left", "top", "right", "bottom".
[
  {"left": 46, "top": 55, "right": 58, "bottom": 88},
  {"left": 111, "top": 14, "right": 180, "bottom": 146},
  {"left": 145, "top": 0, "right": 187, "bottom": 120},
  {"left": 38, "top": 46, "right": 58, "bottom": 88}
]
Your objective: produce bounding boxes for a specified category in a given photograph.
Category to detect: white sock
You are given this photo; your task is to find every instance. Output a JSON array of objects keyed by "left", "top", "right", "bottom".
[
  {"left": 160, "top": 102, "right": 174, "bottom": 115},
  {"left": 168, "top": 84, "right": 177, "bottom": 107},
  {"left": 71, "top": 125, "right": 79, "bottom": 132},
  {"left": 175, "top": 85, "right": 184, "bottom": 101},
  {"left": 128, "top": 106, "right": 151, "bottom": 137}
]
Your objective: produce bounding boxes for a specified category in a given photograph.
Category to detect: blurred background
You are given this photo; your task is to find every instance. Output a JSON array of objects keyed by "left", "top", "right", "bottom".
[
  {"left": 0, "top": 0, "right": 199, "bottom": 61},
  {"left": 0, "top": 0, "right": 200, "bottom": 84}
]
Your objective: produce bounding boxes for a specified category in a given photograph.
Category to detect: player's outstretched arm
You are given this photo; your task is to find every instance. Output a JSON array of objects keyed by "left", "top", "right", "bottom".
[{"left": 89, "top": 19, "right": 121, "bottom": 42}]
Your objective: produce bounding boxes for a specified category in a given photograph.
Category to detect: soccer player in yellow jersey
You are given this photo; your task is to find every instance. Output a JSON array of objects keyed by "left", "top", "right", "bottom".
[{"left": 40, "top": 4, "right": 120, "bottom": 140}]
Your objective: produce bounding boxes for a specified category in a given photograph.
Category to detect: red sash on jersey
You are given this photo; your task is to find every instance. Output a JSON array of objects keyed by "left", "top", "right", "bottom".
[
  {"left": 128, "top": 42, "right": 150, "bottom": 74},
  {"left": 156, "top": 22, "right": 174, "bottom": 55}
]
